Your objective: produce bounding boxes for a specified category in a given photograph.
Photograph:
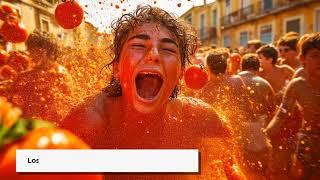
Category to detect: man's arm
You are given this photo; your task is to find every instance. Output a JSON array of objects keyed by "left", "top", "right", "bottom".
[{"left": 264, "top": 79, "right": 298, "bottom": 136}]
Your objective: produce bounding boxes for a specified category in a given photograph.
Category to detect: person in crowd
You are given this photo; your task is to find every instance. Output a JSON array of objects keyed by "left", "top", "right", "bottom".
[
  {"left": 6, "top": 30, "right": 74, "bottom": 124},
  {"left": 265, "top": 32, "right": 320, "bottom": 179},
  {"left": 277, "top": 32, "right": 301, "bottom": 70},
  {"left": 247, "top": 39, "right": 262, "bottom": 53},
  {"left": 61, "top": 6, "right": 245, "bottom": 179},
  {"left": 238, "top": 53, "right": 275, "bottom": 178}
]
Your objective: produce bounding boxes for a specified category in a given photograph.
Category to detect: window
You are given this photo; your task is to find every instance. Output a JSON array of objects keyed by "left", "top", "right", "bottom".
[
  {"left": 315, "top": 10, "right": 320, "bottom": 32},
  {"left": 260, "top": 24, "right": 272, "bottom": 44},
  {"left": 240, "top": 31, "right": 248, "bottom": 46},
  {"left": 223, "top": 35, "right": 230, "bottom": 47},
  {"left": 262, "top": 0, "right": 273, "bottom": 11},
  {"left": 40, "top": 15, "right": 50, "bottom": 32},
  {"left": 241, "top": 0, "right": 251, "bottom": 8},
  {"left": 225, "top": 0, "right": 231, "bottom": 15},
  {"left": 200, "top": 14, "right": 205, "bottom": 39},
  {"left": 286, "top": 18, "right": 300, "bottom": 34},
  {"left": 212, "top": 9, "right": 217, "bottom": 27},
  {"left": 185, "top": 14, "right": 192, "bottom": 24}
]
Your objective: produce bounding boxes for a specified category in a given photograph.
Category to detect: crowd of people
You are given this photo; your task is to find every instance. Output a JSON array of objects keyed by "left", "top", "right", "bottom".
[{"left": 0, "top": 4, "right": 319, "bottom": 180}]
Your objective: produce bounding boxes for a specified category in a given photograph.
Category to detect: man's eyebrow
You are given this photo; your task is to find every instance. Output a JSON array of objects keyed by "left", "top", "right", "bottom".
[
  {"left": 128, "top": 34, "right": 150, "bottom": 41},
  {"left": 161, "top": 38, "right": 178, "bottom": 47}
]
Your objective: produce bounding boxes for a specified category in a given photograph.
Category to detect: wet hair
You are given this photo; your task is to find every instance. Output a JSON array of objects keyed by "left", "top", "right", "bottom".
[
  {"left": 241, "top": 53, "right": 260, "bottom": 71},
  {"left": 105, "top": 5, "right": 198, "bottom": 98},
  {"left": 256, "top": 44, "right": 278, "bottom": 64},
  {"left": 297, "top": 33, "right": 311, "bottom": 55},
  {"left": 277, "top": 32, "right": 300, "bottom": 51},
  {"left": 206, "top": 48, "right": 229, "bottom": 75},
  {"left": 247, "top": 39, "right": 262, "bottom": 50},
  {"left": 110, "top": 5, "right": 198, "bottom": 67},
  {"left": 300, "top": 32, "right": 320, "bottom": 57},
  {"left": 26, "top": 30, "right": 59, "bottom": 61}
]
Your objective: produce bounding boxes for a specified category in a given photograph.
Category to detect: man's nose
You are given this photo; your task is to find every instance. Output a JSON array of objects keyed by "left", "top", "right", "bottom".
[{"left": 145, "top": 47, "right": 160, "bottom": 63}]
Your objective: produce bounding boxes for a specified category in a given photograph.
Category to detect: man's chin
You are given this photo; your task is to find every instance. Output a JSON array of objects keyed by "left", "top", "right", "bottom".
[{"left": 133, "top": 99, "right": 163, "bottom": 114}]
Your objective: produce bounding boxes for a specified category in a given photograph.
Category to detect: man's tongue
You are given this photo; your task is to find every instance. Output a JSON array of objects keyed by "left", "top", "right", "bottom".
[{"left": 136, "top": 74, "right": 162, "bottom": 100}]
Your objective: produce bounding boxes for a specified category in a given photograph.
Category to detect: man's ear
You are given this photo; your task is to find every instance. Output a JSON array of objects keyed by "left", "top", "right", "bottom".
[{"left": 113, "top": 62, "right": 120, "bottom": 79}]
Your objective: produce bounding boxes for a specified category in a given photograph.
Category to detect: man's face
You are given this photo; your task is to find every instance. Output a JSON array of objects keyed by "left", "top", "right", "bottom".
[
  {"left": 257, "top": 53, "right": 270, "bottom": 68},
  {"left": 117, "top": 22, "right": 182, "bottom": 113},
  {"left": 247, "top": 44, "right": 256, "bottom": 53},
  {"left": 301, "top": 48, "right": 320, "bottom": 80},
  {"left": 278, "top": 45, "right": 297, "bottom": 61}
]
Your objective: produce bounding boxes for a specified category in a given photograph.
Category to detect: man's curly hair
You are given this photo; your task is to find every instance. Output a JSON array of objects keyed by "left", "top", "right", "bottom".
[{"left": 110, "top": 5, "right": 198, "bottom": 68}]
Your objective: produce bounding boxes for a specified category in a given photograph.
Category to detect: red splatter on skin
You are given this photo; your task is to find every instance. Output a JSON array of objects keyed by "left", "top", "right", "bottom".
[
  {"left": 177, "top": 3, "right": 181, "bottom": 7},
  {"left": 115, "top": 4, "right": 120, "bottom": 9}
]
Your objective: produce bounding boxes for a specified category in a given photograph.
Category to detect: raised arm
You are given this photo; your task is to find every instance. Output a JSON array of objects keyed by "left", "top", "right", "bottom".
[{"left": 265, "top": 79, "right": 298, "bottom": 136}]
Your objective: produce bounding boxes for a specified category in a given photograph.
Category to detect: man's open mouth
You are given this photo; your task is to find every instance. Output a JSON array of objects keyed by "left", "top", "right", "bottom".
[{"left": 135, "top": 71, "right": 163, "bottom": 100}]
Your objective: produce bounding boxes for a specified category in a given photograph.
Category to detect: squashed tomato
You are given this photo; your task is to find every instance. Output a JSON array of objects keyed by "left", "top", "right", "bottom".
[
  {"left": 0, "top": 49, "right": 9, "bottom": 66},
  {"left": 55, "top": 0, "right": 84, "bottom": 29},
  {"left": 0, "top": 65, "right": 17, "bottom": 80},
  {"left": 0, "top": 21, "right": 28, "bottom": 43},
  {"left": 7, "top": 51, "right": 31, "bottom": 72},
  {"left": 184, "top": 65, "right": 208, "bottom": 90},
  {"left": 0, "top": 128, "right": 103, "bottom": 180},
  {"left": 0, "top": 4, "right": 18, "bottom": 21}
]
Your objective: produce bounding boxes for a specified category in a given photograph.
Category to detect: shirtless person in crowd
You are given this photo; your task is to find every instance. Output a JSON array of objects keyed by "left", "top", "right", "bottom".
[
  {"left": 61, "top": 6, "right": 245, "bottom": 179},
  {"left": 257, "top": 44, "right": 294, "bottom": 100},
  {"left": 6, "top": 31, "right": 74, "bottom": 124},
  {"left": 265, "top": 32, "right": 320, "bottom": 179},
  {"left": 277, "top": 33, "right": 301, "bottom": 70},
  {"left": 238, "top": 53, "right": 275, "bottom": 178}
]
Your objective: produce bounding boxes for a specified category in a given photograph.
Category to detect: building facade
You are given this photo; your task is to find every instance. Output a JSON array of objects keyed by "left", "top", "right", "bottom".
[
  {"left": 218, "top": 0, "right": 320, "bottom": 48},
  {"left": 179, "top": 1, "right": 221, "bottom": 47},
  {"left": 0, "top": 0, "right": 110, "bottom": 51},
  {"left": 180, "top": 0, "right": 320, "bottom": 49}
]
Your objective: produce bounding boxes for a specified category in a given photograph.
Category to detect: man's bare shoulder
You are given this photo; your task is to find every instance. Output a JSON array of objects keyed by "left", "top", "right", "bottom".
[
  {"left": 168, "top": 96, "right": 230, "bottom": 137},
  {"left": 287, "top": 77, "right": 305, "bottom": 90},
  {"left": 277, "top": 64, "right": 294, "bottom": 75},
  {"left": 61, "top": 92, "right": 116, "bottom": 128}
]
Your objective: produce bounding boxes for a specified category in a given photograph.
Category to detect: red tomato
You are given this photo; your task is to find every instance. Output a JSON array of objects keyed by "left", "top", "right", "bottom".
[
  {"left": 230, "top": 53, "right": 241, "bottom": 63},
  {"left": 0, "top": 21, "right": 28, "bottom": 43},
  {"left": 7, "top": 51, "right": 31, "bottom": 72},
  {"left": 0, "top": 128, "right": 103, "bottom": 180},
  {"left": 55, "top": 1, "right": 84, "bottom": 29},
  {"left": 0, "top": 64, "right": 17, "bottom": 80},
  {"left": 184, "top": 65, "right": 208, "bottom": 90},
  {"left": 0, "top": 49, "right": 9, "bottom": 66},
  {"left": 0, "top": 4, "right": 18, "bottom": 21}
]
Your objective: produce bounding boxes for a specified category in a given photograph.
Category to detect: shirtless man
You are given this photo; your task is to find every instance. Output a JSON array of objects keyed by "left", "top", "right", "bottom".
[
  {"left": 238, "top": 53, "right": 275, "bottom": 178},
  {"left": 199, "top": 48, "right": 245, "bottom": 124},
  {"left": 265, "top": 32, "right": 320, "bottom": 179},
  {"left": 257, "top": 44, "right": 294, "bottom": 99},
  {"left": 257, "top": 45, "right": 301, "bottom": 178},
  {"left": 61, "top": 6, "right": 245, "bottom": 179},
  {"left": 6, "top": 31, "right": 74, "bottom": 123},
  {"left": 277, "top": 33, "right": 301, "bottom": 70},
  {"left": 247, "top": 39, "right": 262, "bottom": 53}
]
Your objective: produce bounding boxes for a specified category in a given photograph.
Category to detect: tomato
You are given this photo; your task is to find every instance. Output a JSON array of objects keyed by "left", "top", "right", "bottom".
[
  {"left": 184, "top": 65, "right": 208, "bottom": 90},
  {"left": 0, "top": 49, "right": 9, "bottom": 66},
  {"left": 0, "top": 4, "right": 18, "bottom": 21},
  {"left": 0, "top": 128, "right": 103, "bottom": 180},
  {"left": 55, "top": 1, "right": 84, "bottom": 29},
  {"left": 228, "top": 53, "right": 241, "bottom": 74},
  {"left": 230, "top": 53, "right": 241, "bottom": 63},
  {"left": 7, "top": 51, "right": 31, "bottom": 72},
  {"left": 0, "top": 64, "right": 17, "bottom": 80},
  {"left": 0, "top": 21, "right": 28, "bottom": 43}
]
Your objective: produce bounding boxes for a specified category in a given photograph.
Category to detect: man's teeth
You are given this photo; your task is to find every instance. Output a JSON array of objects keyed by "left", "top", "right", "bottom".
[{"left": 139, "top": 72, "right": 162, "bottom": 78}]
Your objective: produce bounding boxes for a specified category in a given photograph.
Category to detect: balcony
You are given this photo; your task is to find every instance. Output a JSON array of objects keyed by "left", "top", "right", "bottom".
[
  {"left": 221, "top": 0, "right": 316, "bottom": 28},
  {"left": 199, "top": 27, "right": 217, "bottom": 45}
]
